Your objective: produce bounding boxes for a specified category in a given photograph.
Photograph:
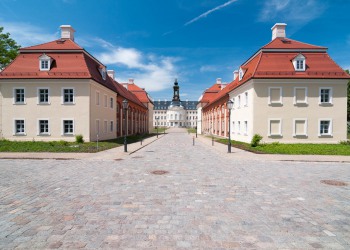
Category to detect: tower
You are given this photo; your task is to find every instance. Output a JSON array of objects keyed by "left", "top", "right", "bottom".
[{"left": 172, "top": 78, "right": 180, "bottom": 102}]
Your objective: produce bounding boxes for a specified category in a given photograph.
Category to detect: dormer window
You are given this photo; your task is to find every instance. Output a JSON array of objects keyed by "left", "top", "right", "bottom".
[
  {"left": 99, "top": 66, "right": 107, "bottom": 80},
  {"left": 39, "top": 54, "right": 52, "bottom": 71},
  {"left": 292, "top": 54, "right": 306, "bottom": 71},
  {"left": 238, "top": 67, "right": 245, "bottom": 81}
]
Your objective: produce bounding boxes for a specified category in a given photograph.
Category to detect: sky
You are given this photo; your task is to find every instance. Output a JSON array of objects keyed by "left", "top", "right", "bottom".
[{"left": 1, "top": 0, "right": 350, "bottom": 101}]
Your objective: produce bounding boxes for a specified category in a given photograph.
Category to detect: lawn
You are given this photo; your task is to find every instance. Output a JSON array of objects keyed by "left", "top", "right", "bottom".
[
  {"left": 152, "top": 127, "right": 167, "bottom": 134},
  {"left": 214, "top": 138, "right": 350, "bottom": 156},
  {"left": 187, "top": 128, "right": 197, "bottom": 134},
  {"left": 0, "top": 134, "right": 153, "bottom": 153}
]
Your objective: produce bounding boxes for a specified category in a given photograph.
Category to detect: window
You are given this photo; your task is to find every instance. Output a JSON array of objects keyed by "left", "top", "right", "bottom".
[
  {"left": 244, "top": 92, "right": 248, "bottom": 107},
  {"left": 96, "top": 91, "right": 100, "bottom": 105},
  {"left": 63, "top": 88, "right": 74, "bottom": 104},
  {"left": 231, "top": 98, "right": 235, "bottom": 109},
  {"left": 14, "top": 88, "right": 25, "bottom": 104},
  {"left": 110, "top": 97, "right": 114, "bottom": 109},
  {"left": 39, "top": 54, "right": 52, "bottom": 71},
  {"left": 232, "top": 121, "right": 235, "bottom": 133},
  {"left": 14, "top": 119, "right": 25, "bottom": 135},
  {"left": 38, "top": 88, "right": 49, "bottom": 104},
  {"left": 104, "top": 120, "right": 108, "bottom": 133},
  {"left": 38, "top": 120, "right": 49, "bottom": 135},
  {"left": 238, "top": 67, "right": 245, "bottom": 81},
  {"left": 268, "top": 119, "right": 282, "bottom": 136},
  {"left": 319, "top": 87, "right": 332, "bottom": 104},
  {"left": 293, "top": 119, "right": 307, "bottom": 137},
  {"left": 268, "top": 87, "right": 282, "bottom": 105},
  {"left": 63, "top": 120, "right": 74, "bottom": 135},
  {"left": 110, "top": 121, "right": 114, "bottom": 132},
  {"left": 238, "top": 95, "right": 241, "bottom": 108},
  {"left": 244, "top": 121, "right": 248, "bottom": 135},
  {"left": 238, "top": 121, "right": 241, "bottom": 134},
  {"left": 104, "top": 95, "right": 107, "bottom": 108},
  {"left": 319, "top": 119, "right": 332, "bottom": 136},
  {"left": 292, "top": 54, "right": 306, "bottom": 71},
  {"left": 294, "top": 87, "right": 307, "bottom": 105}
]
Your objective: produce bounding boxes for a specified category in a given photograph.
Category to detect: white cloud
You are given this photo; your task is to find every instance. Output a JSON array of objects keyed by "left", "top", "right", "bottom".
[
  {"left": 96, "top": 39, "right": 179, "bottom": 92},
  {"left": 259, "top": 0, "right": 327, "bottom": 23},
  {"left": 1, "top": 22, "right": 58, "bottom": 47},
  {"left": 185, "top": 0, "right": 238, "bottom": 26}
]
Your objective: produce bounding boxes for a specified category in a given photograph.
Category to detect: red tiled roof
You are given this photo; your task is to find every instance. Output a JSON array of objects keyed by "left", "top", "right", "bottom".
[
  {"left": 262, "top": 37, "right": 326, "bottom": 50},
  {"left": 20, "top": 39, "right": 83, "bottom": 51},
  {"left": 113, "top": 81, "right": 146, "bottom": 108},
  {"left": 127, "top": 83, "right": 153, "bottom": 104}
]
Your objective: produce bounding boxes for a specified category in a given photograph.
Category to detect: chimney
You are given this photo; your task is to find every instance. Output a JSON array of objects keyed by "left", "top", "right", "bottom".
[
  {"left": 216, "top": 78, "right": 222, "bottom": 84},
  {"left": 128, "top": 78, "right": 134, "bottom": 84},
  {"left": 107, "top": 70, "right": 115, "bottom": 79},
  {"left": 60, "top": 25, "right": 75, "bottom": 41},
  {"left": 233, "top": 70, "right": 239, "bottom": 80},
  {"left": 122, "top": 83, "right": 128, "bottom": 89},
  {"left": 271, "top": 23, "right": 287, "bottom": 40}
]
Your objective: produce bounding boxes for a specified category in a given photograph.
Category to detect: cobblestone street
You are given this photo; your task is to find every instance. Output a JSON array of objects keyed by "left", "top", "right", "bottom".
[{"left": 0, "top": 128, "right": 349, "bottom": 249}]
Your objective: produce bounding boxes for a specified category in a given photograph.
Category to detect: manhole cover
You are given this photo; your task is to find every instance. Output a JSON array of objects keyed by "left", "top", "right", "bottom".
[
  {"left": 114, "top": 159, "right": 123, "bottom": 161},
  {"left": 321, "top": 180, "right": 347, "bottom": 186},
  {"left": 151, "top": 170, "right": 169, "bottom": 175}
]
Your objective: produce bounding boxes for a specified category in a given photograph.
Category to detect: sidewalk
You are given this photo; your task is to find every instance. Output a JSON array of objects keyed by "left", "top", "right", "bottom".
[
  {"left": 195, "top": 133, "right": 350, "bottom": 163},
  {"left": 0, "top": 134, "right": 165, "bottom": 160}
]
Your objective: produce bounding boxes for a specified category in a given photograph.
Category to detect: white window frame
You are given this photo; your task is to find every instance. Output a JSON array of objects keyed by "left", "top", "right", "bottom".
[
  {"left": 293, "top": 119, "right": 308, "bottom": 137},
  {"left": 244, "top": 92, "right": 248, "bottom": 107},
  {"left": 237, "top": 121, "right": 241, "bottom": 134},
  {"left": 104, "top": 120, "right": 108, "bottom": 134},
  {"left": 104, "top": 94, "right": 107, "bottom": 108},
  {"left": 110, "top": 97, "right": 114, "bottom": 109},
  {"left": 37, "top": 87, "right": 50, "bottom": 105},
  {"left": 238, "top": 67, "right": 245, "bottom": 81},
  {"left": 268, "top": 118, "right": 282, "bottom": 137},
  {"left": 13, "top": 119, "right": 26, "bottom": 136},
  {"left": 238, "top": 95, "right": 241, "bottom": 108},
  {"left": 62, "top": 119, "right": 75, "bottom": 136},
  {"left": 268, "top": 87, "right": 283, "bottom": 105},
  {"left": 96, "top": 119, "right": 100, "bottom": 135},
  {"left": 96, "top": 91, "right": 100, "bottom": 106},
  {"left": 292, "top": 54, "right": 306, "bottom": 71},
  {"left": 319, "top": 87, "right": 333, "bottom": 105},
  {"left": 244, "top": 121, "right": 248, "bottom": 135},
  {"left": 232, "top": 121, "right": 235, "bottom": 134},
  {"left": 38, "top": 119, "right": 50, "bottom": 136},
  {"left": 318, "top": 119, "right": 332, "bottom": 137},
  {"left": 293, "top": 87, "right": 308, "bottom": 105},
  {"left": 62, "top": 88, "right": 75, "bottom": 104},
  {"left": 13, "top": 87, "right": 26, "bottom": 104}
]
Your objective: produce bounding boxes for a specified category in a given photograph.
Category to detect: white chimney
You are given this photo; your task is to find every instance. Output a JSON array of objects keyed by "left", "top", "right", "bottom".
[
  {"left": 233, "top": 70, "right": 239, "bottom": 80},
  {"left": 107, "top": 70, "right": 115, "bottom": 79},
  {"left": 60, "top": 25, "right": 75, "bottom": 41},
  {"left": 128, "top": 78, "right": 134, "bottom": 84},
  {"left": 216, "top": 78, "right": 222, "bottom": 84},
  {"left": 271, "top": 23, "right": 287, "bottom": 40}
]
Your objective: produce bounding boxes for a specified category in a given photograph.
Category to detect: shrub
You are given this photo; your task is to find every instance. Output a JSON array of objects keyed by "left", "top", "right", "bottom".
[
  {"left": 58, "top": 140, "right": 69, "bottom": 146},
  {"left": 75, "top": 134, "right": 84, "bottom": 143},
  {"left": 340, "top": 140, "right": 350, "bottom": 145},
  {"left": 251, "top": 134, "right": 263, "bottom": 147}
]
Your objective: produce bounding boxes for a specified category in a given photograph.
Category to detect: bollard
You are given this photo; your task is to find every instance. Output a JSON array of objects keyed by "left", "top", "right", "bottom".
[
  {"left": 212, "top": 136, "right": 214, "bottom": 146},
  {"left": 193, "top": 136, "right": 195, "bottom": 146}
]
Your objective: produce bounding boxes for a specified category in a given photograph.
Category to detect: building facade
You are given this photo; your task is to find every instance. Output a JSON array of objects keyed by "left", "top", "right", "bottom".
[
  {"left": 0, "top": 25, "right": 149, "bottom": 142},
  {"left": 200, "top": 23, "right": 349, "bottom": 143},
  {"left": 153, "top": 80, "right": 198, "bottom": 128}
]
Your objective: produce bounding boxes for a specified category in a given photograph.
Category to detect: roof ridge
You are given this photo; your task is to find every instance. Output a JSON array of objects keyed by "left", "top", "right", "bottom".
[{"left": 251, "top": 52, "right": 263, "bottom": 78}]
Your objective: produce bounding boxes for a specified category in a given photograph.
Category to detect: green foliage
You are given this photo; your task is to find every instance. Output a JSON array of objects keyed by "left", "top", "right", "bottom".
[
  {"left": 75, "top": 134, "right": 84, "bottom": 143},
  {"left": 251, "top": 134, "right": 263, "bottom": 147},
  {"left": 339, "top": 140, "right": 350, "bottom": 145},
  {"left": 58, "top": 140, "right": 69, "bottom": 146},
  {"left": 0, "top": 26, "right": 20, "bottom": 69}
]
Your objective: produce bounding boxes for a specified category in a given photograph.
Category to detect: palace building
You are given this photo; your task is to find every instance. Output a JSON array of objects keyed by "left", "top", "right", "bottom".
[
  {"left": 198, "top": 23, "right": 350, "bottom": 143},
  {"left": 153, "top": 80, "right": 198, "bottom": 128}
]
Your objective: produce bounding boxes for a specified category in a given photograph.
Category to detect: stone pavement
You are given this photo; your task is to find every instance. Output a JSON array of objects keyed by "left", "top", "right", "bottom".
[{"left": 0, "top": 128, "right": 349, "bottom": 249}]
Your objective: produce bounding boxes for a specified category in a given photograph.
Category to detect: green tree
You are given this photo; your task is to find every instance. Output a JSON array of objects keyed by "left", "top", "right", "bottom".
[
  {"left": 346, "top": 70, "right": 350, "bottom": 121},
  {"left": 0, "top": 26, "right": 20, "bottom": 70}
]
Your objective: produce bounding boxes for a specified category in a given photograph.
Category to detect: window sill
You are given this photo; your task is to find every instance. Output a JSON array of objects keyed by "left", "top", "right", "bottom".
[
  {"left": 38, "top": 103, "right": 51, "bottom": 105},
  {"left": 294, "top": 102, "right": 308, "bottom": 107},
  {"left": 13, "top": 133, "right": 27, "bottom": 136},
  {"left": 63, "top": 133, "right": 74, "bottom": 136},
  {"left": 293, "top": 134, "right": 308, "bottom": 138},
  {"left": 318, "top": 134, "right": 333, "bottom": 138},
  {"left": 319, "top": 103, "right": 333, "bottom": 107},
  {"left": 62, "top": 103, "right": 76, "bottom": 105},
  {"left": 38, "top": 133, "right": 51, "bottom": 136},
  {"left": 268, "top": 103, "right": 283, "bottom": 107},
  {"left": 13, "top": 102, "right": 26, "bottom": 105},
  {"left": 268, "top": 134, "right": 283, "bottom": 138}
]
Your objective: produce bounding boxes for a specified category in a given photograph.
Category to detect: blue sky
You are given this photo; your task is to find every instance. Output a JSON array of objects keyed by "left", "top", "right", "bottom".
[{"left": 1, "top": 0, "right": 349, "bottom": 101}]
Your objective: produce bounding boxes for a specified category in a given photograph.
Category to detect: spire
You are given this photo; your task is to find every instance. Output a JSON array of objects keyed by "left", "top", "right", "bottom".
[{"left": 172, "top": 78, "right": 180, "bottom": 102}]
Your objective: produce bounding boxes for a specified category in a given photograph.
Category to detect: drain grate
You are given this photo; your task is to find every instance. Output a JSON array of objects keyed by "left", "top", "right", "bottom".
[
  {"left": 151, "top": 170, "right": 169, "bottom": 175},
  {"left": 321, "top": 180, "right": 347, "bottom": 186}
]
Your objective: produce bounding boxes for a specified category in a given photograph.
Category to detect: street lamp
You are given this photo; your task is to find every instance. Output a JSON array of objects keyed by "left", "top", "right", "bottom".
[
  {"left": 195, "top": 119, "right": 198, "bottom": 138},
  {"left": 122, "top": 99, "right": 129, "bottom": 152},
  {"left": 227, "top": 99, "right": 234, "bottom": 153}
]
